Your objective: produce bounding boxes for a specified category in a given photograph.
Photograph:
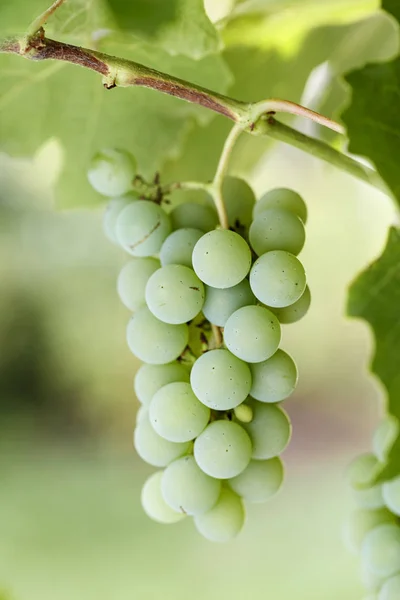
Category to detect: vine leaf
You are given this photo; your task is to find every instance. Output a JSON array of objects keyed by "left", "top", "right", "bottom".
[
  {"left": 103, "top": 0, "right": 221, "bottom": 59},
  {"left": 347, "top": 227, "right": 400, "bottom": 482}
]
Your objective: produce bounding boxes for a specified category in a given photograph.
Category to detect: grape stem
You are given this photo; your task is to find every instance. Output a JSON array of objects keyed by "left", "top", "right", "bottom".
[{"left": 0, "top": 3, "right": 386, "bottom": 196}]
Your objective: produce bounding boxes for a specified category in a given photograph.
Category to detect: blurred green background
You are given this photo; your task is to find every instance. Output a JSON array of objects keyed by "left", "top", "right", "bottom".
[{"left": 0, "top": 1, "right": 398, "bottom": 599}]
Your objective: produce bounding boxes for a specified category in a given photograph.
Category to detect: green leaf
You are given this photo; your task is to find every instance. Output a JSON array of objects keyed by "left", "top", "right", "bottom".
[
  {"left": 103, "top": 0, "right": 221, "bottom": 59},
  {"left": 348, "top": 228, "right": 400, "bottom": 482},
  {"left": 383, "top": 0, "right": 400, "bottom": 21}
]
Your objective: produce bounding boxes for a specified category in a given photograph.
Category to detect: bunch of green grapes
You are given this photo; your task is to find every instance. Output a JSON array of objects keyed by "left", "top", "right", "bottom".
[
  {"left": 343, "top": 416, "right": 400, "bottom": 599},
  {"left": 88, "top": 148, "right": 311, "bottom": 542}
]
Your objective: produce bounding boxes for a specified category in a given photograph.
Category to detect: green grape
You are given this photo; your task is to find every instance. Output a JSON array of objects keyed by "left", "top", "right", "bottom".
[
  {"left": 379, "top": 574, "right": 400, "bottom": 600},
  {"left": 103, "top": 194, "right": 138, "bottom": 244},
  {"left": 241, "top": 399, "right": 292, "bottom": 459},
  {"left": 250, "top": 251, "right": 306, "bottom": 308},
  {"left": 134, "top": 413, "right": 190, "bottom": 467},
  {"left": 361, "top": 561, "right": 386, "bottom": 592},
  {"left": 228, "top": 457, "right": 284, "bottom": 502},
  {"left": 117, "top": 257, "right": 160, "bottom": 312},
  {"left": 224, "top": 305, "right": 281, "bottom": 363},
  {"left": 234, "top": 403, "right": 253, "bottom": 423},
  {"left": 249, "top": 208, "right": 305, "bottom": 256},
  {"left": 141, "top": 471, "right": 186, "bottom": 524},
  {"left": 136, "top": 405, "right": 148, "bottom": 424},
  {"left": 383, "top": 476, "right": 400, "bottom": 517},
  {"left": 361, "top": 523, "right": 400, "bottom": 578},
  {"left": 202, "top": 279, "right": 256, "bottom": 327},
  {"left": 194, "top": 420, "right": 252, "bottom": 479},
  {"left": 270, "top": 285, "right": 311, "bottom": 324},
  {"left": 170, "top": 202, "right": 218, "bottom": 233},
  {"left": 88, "top": 148, "right": 136, "bottom": 197},
  {"left": 160, "top": 228, "right": 203, "bottom": 268},
  {"left": 249, "top": 349, "right": 298, "bottom": 403},
  {"left": 145, "top": 264, "right": 205, "bottom": 325},
  {"left": 222, "top": 176, "right": 256, "bottom": 230},
  {"left": 161, "top": 455, "right": 221, "bottom": 515},
  {"left": 194, "top": 488, "right": 245, "bottom": 543},
  {"left": 373, "top": 416, "right": 399, "bottom": 462},
  {"left": 134, "top": 361, "right": 190, "bottom": 406},
  {"left": 149, "top": 382, "right": 210, "bottom": 443},
  {"left": 347, "top": 454, "right": 384, "bottom": 510},
  {"left": 254, "top": 188, "right": 308, "bottom": 223},
  {"left": 343, "top": 508, "right": 395, "bottom": 555},
  {"left": 116, "top": 200, "right": 171, "bottom": 256},
  {"left": 190, "top": 349, "right": 252, "bottom": 410},
  {"left": 192, "top": 230, "right": 252, "bottom": 289},
  {"left": 126, "top": 306, "right": 188, "bottom": 364}
]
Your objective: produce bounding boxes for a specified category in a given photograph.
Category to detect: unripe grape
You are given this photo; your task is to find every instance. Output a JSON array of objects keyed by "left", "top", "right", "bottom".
[{"left": 88, "top": 148, "right": 136, "bottom": 196}]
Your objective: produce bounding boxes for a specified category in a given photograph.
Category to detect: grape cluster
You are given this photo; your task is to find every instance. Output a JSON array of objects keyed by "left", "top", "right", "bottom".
[
  {"left": 344, "top": 416, "right": 400, "bottom": 599},
  {"left": 89, "top": 148, "right": 311, "bottom": 542}
]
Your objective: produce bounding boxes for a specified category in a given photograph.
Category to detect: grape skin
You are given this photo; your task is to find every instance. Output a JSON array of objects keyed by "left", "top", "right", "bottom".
[
  {"left": 270, "top": 285, "right": 311, "bottom": 324},
  {"left": 192, "top": 229, "right": 252, "bottom": 289},
  {"left": 202, "top": 279, "right": 256, "bottom": 327},
  {"left": 249, "top": 349, "right": 298, "bottom": 403},
  {"left": 343, "top": 508, "right": 395, "bottom": 555},
  {"left": 116, "top": 200, "right": 171, "bottom": 256},
  {"left": 347, "top": 453, "right": 385, "bottom": 510},
  {"left": 117, "top": 257, "right": 160, "bottom": 312},
  {"left": 222, "top": 176, "right": 256, "bottom": 229},
  {"left": 254, "top": 188, "right": 308, "bottom": 223},
  {"left": 170, "top": 202, "right": 218, "bottom": 233},
  {"left": 134, "top": 361, "right": 190, "bottom": 406},
  {"left": 88, "top": 148, "right": 136, "bottom": 197},
  {"left": 194, "top": 488, "right": 245, "bottom": 543},
  {"left": 379, "top": 574, "right": 400, "bottom": 600},
  {"left": 145, "top": 264, "right": 205, "bottom": 325},
  {"left": 126, "top": 306, "right": 188, "bottom": 364},
  {"left": 190, "top": 349, "right": 252, "bottom": 410},
  {"left": 141, "top": 471, "right": 186, "bottom": 524},
  {"left": 361, "top": 523, "right": 400, "bottom": 578},
  {"left": 194, "top": 420, "right": 252, "bottom": 479},
  {"left": 149, "top": 382, "right": 210, "bottom": 443},
  {"left": 103, "top": 194, "right": 138, "bottom": 244},
  {"left": 249, "top": 208, "right": 305, "bottom": 256},
  {"left": 160, "top": 228, "right": 203, "bottom": 268},
  {"left": 134, "top": 413, "right": 190, "bottom": 467},
  {"left": 228, "top": 458, "right": 284, "bottom": 503},
  {"left": 373, "top": 416, "right": 399, "bottom": 462},
  {"left": 224, "top": 305, "right": 281, "bottom": 363},
  {"left": 161, "top": 455, "right": 221, "bottom": 516},
  {"left": 382, "top": 475, "right": 400, "bottom": 517},
  {"left": 250, "top": 250, "right": 306, "bottom": 308},
  {"left": 241, "top": 399, "right": 292, "bottom": 459}
]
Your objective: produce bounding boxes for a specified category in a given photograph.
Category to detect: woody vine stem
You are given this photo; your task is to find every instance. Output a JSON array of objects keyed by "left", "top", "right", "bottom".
[{"left": 0, "top": 0, "right": 388, "bottom": 226}]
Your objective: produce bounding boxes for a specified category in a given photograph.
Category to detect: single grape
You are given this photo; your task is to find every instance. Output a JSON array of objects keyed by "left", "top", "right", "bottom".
[
  {"left": 88, "top": 148, "right": 136, "bottom": 197},
  {"left": 134, "top": 361, "right": 190, "bottom": 406},
  {"left": 134, "top": 413, "right": 190, "bottom": 467},
  {"left": 254, "top": 188, "right": 307, "bottom": 223},
  {"left": 373, "top": 416, "right": 399, "bottom": 462},
  {"left": 383, "top": 475, "right": 400, "bottom": 517},
  {"left": 249, "top": 349, "right": 298, "bottom": 403},
  {"left": 361, "top": 561, "right": 386, "bottom": 592},
  {"left": 160, "top": 228, "right": 203, "bottom": 268},
  {"left": 149, "top": 382, "right": 210, "bottom": 443},
  {"left": 346, "top": 454, "right": 384, "bottom": 510},
  {"left": 343, "top": 508, "right": 395, "bottom": 555},
  {"left": 194, "top": 488, "right": 245, "bottom": 543},
  {"left": 192, "top": 230, "right": 252, "bottom": 289},
  {"left": 190, "top": 349, "right": 252, "bottom": 410},
  {"left": 361, "top": 523, "right": 400, "bottom": 578},
  {"left": 249, "top": 208, "right": 305, "bottom": 256},
  {"left": 170, "top": 202, "right": 218, "bottom": 233},
  {"left": 117, "top": 257, "right": 160, "bottom": 312},
  {"left": 103, "top": 194, "right": 138, "bottom": 244},
  {"left": 228, "top": 457, "right": 284, "bottom": 503},
  {"left": 194, "top": 420, "right": 252, "bottom": 479},
  {"left": 222, "top": 176, "right": 256, "bottom": 230},
  {"left": 270, "top": 285, "right": 311, "bottom": 324},
  {"left": 126, "top": 306, "right": 188, "bottom": 364},
  {"left": 250, "top": 251, "right": 306, "bottom": 308},
  {"left": 141, "top": 471, "right": 186, "bottom": 524},
  {"left": 379, "top": 574, "right": 400, "bottom": 600},
  {"left": 224, "top": 305, "right": 281, "bottom": 363},
  {"left": 202, "top": 279, "right": 256, "bottom": 327},
  {"left": 241, "top": 399, "right": 292, "bottom": 459},
  {"left": 234, "top": 403, "right": 253, "bottom": 424},
  {"left": 116, "top": 200, "right": 171, "bottom": 256},
  {"left": 161, "top": 455, "right": 221, "bottom": 516},
  {"left": 145, "top": 264, "right": 204, "bottom": 325}
]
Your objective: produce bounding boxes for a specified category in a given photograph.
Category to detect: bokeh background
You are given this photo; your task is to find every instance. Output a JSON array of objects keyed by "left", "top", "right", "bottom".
[{"left": 0, "top": 1, "right": 398, "bottom": 599}]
